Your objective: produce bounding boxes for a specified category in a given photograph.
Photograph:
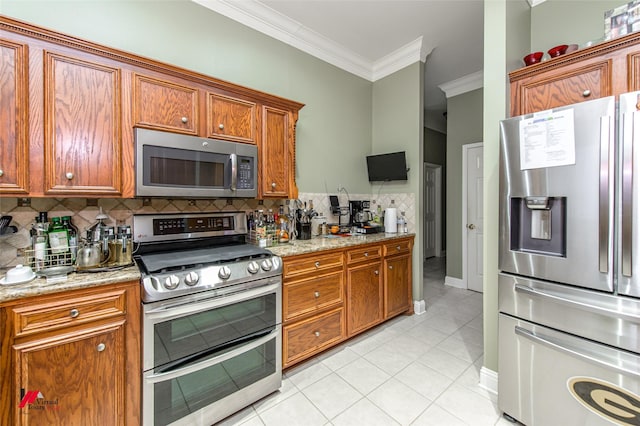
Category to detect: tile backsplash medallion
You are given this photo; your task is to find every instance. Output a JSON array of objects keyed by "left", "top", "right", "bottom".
[{"left": 0, "top": 193, "right": 414, "bottom": 268}]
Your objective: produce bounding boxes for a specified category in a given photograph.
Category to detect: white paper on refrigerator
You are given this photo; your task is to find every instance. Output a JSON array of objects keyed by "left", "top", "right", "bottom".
[{"left": 519, "top": 109, "right": 576, "bottom": 170}]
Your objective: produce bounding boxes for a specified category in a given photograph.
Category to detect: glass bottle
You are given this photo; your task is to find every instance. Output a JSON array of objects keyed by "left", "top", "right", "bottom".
[
  {"left": 62, "top": 216, "right": 79, "bottom": 262},
  {"left": 48, "top": 217, "right": 70, "bottom": 264},
  {"left": 31, "top": 215, "right": 49, "bottom": 271}
]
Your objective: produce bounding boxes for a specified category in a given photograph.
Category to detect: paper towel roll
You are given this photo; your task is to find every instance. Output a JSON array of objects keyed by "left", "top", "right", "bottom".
[{"left": 384, "top": 208, "right": 397, "bottom": 233}]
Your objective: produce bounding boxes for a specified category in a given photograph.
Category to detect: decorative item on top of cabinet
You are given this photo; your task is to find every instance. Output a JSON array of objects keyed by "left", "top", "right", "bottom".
[
  {"left": 0, "top": 281, "right": 140, "bottom": 426},
  {"left": 509, "top": 31, "right": 640, "bottom": 116},
  {"left": 132, "top": 73, "right": 199, "bottom": 135},
  {"left": 43, "top": 51, "right": 122, "bottom": 196},
  {"left": 260, "top": 105, "right": 296, "bottom": 198},
  {"left": 207, "top": 92, "right": 256, "bottom": 144},
  {"left": 346, "top": 244, "right": 383, "bottom": 336},
  {"left": 0, "top": 38, "right": 29, "bottom": 194}
]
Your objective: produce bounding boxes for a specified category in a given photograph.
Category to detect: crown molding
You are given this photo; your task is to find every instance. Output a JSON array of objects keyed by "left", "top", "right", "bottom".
[
  {"left": 438, "top": 70, "right": 483, "bottom": 98},
  {"left": 192, "top": 0, "right": 425, "bottom": 82},
  {"left": 527, "top": 0, "right": 548, "bottom": 7}
]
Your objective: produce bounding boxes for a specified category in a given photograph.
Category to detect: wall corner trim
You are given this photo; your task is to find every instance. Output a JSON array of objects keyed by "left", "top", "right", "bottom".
[
  {"left": 444, "top": 275, "right": 465, "bottom": 289},
  {"left": 438, "top": 70, "right": 484, "bottom": 98},
  {"left": 413, "top": 299, "right": 427, "bottom": 315},
  {"left": 479, "top": 366, "right": 498, "bottom": 395}
]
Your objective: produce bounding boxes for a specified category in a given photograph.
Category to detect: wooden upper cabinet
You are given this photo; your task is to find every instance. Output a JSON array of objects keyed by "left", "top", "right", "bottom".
[
  {"left": 510, "top": 32, "right": 640, "bottom": 117},
  {"left": 0, "top": 38, "right": 29, "bottom": 194},
  {"left": 260, "top": 105, "right": 291, "bottom": 198},
  {"left": 207, "top": 92, "right": 256, "bottom": 143},
  {"left": 133, "top": 73, "right": 199, "bottom": 135},
  {"left": 43, "top": 51, "right": 122, "bottom": 196}
]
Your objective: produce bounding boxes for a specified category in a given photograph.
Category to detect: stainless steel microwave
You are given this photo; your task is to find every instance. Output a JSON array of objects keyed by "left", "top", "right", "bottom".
[{"left": 134, "top": 128, "right": 257, "bottom": 198}]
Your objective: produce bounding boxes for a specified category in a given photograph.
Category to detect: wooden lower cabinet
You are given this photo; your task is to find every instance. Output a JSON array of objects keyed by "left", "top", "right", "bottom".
[
  {"left": 0, "top": 281, "right": 140, "bottom": 426},
  {"left": 281, "top": 237, "right": 414, "bottom": 369}
]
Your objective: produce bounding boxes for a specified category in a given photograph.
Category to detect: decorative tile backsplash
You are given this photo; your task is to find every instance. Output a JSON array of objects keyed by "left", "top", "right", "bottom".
[{"left": 0, "top": 192, "right": 415, "bottom": 268}]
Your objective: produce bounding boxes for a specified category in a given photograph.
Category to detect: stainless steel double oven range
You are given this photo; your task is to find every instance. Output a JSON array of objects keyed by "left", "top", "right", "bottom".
[{"left": 133, "top": 211, "right": 282, "bottom": 426}]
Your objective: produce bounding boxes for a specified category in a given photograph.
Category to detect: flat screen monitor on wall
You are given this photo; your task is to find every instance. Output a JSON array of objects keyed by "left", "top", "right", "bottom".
[{"left": 366, "top": 151, "right": 408, "bottom": 182}]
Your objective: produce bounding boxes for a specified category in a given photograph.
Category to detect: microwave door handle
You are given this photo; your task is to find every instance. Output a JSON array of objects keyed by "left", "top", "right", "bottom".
[
  {"left": 599, "top": 115, "right": 612, "bottom": 274},
  {"left": 621, "top": 108, "right": 636, "bottom": 277},
  {"left": 230, "top": 153, "right": 238, "bottom": 191}
]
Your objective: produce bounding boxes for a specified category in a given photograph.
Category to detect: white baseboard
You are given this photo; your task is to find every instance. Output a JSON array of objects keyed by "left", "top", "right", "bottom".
[
  {"left": 479, "top": 367, "right": 498, "bottom": 395},
  {"left": 445, "top": 275, "right": 465, "bottom": 289},
  {"left": 413, "top": 299, "right": 426, "bottom": 315}
]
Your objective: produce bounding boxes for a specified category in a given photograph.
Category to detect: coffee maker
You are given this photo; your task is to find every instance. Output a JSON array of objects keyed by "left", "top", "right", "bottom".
[{"left": 349, "top": 200, "right": 372, "bottom": 227}]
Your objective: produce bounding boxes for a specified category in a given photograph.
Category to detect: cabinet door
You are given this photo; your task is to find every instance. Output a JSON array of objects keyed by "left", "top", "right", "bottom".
[
  {"left": 513, "top": 60, "right": 611, "bottom": 116},
  {"left": 43, "top": 51, "right": 121, "bottom": 196},
  {"left": 13, "top": 321, "right": 126, "bottom": 426},
  {"left": 0, "top": 39, "right": 29, "bottom": 194},
  {"left": 133, "top": 73, "right": 198, "bottom": 135},
  {"left": 260, "top": 105, "right": 290, "bottom": 198},
  {"left": 347, "top": 261, "right": 383, "bottom": 336},
  {"left": 207, "top": 92, "right": 255, "bottom": 143},
  {"left": 384, "top": 255, "right": 411, "bottom": 318}
]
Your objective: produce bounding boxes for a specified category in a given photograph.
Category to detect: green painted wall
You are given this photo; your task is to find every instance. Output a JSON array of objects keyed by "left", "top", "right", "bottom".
[
  {"left": 531, "top": 0, "right": 623, "bottom": 54},
  {"left": 372, "top": 62, "right": 424, "bottom": 302},
  {"left": 445, "top": 88, "right": 483, "bottom": 280},
  {"left": 1, "top": 0, "right": 373, "bottom": 194}
]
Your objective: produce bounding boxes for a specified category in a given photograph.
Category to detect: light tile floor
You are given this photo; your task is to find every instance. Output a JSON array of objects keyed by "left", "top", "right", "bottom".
[{"left": 218, "top": 257, "right": 512, "bottom": 426}]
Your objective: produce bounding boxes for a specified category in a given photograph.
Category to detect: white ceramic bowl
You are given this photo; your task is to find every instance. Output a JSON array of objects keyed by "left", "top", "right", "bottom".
[{"left": 3, "top": 264, "right": 35, "bottom": 284}]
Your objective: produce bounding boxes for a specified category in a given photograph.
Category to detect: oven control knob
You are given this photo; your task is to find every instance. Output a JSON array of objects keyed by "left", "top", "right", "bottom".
[
  {"left": 218, "top": 266, "right": 232, "bottom": 280},
  {"left": 247, "top": 261, "right": 260, "bottom": 274},
  {"left": 164, "top": 275, "right": 180, "bottom": 290},
  {"left": 184, "top": 271, "right": 199, "bottom": 286},
  {"left": 260, "top": 259, "right": 273, "bottom": 271}
]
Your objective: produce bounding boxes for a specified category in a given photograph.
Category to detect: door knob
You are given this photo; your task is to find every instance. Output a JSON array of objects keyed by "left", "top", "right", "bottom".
[{"left": 467, "top": 224, "right": 475, "bottom": 230}]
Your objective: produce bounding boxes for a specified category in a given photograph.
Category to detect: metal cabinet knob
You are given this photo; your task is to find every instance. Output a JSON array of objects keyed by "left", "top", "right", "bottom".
[
  {"left": 467, "top": 223, "right": 475, "bottom": 230},
  {"left": 271, "top": 182, "right": 276, "bottom": 188},
  {"left": 389, "top": 265, "right": 393, "bottom": 270},
  {"left": 374, "top": 270, "right": 379, "bottom": 275},
  {"left": 582, "top": 89, "right": 591, "bottom": 97},
  {"left": 70, "top": 308, "right": 79, "bottom": 318},
  {"left": 314, "top": 291, "right": 320, "bottom": 298},
  {"left": 181, "top": 116, "right": 188, "bottom": 123},
  {"left": 96, "top": 343, "right": 106, "bottom": 352},
  {"left": 219, "top": 123, "right": 224, "bottom": 130},
  {"left": 314, "top": 331, "right": 320, "bottom": 337},
  {"left": 364, "top": 252, "right": 369, "bottom": 257},
  {"left": 66, "top": 172, "right": 74, "bottom": 180},
  {"left": 314, "top": 261, "right": 320, "bottom": 268},
  {"left": 396, "top": 246, "right": 401, "bottom": 251},
  {"left": 0, "top": 169, "right": 3, "bottom": 177}
]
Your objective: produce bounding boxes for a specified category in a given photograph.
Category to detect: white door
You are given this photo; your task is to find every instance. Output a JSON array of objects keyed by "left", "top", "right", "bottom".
[
  {"left": 464, "top": 144, "right": 483, "bottom": 292},
  {"left": 424, "top": 163, "right": 441, "bottom": 259}
]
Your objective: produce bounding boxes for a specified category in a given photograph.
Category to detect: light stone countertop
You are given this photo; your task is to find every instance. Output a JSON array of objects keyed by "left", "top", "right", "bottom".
[
  {"left": 0, "top": 233, "right": 414, "bottom": 305},
  {"left": 268, "top": 232, "right": 415, "bottom": 257}
]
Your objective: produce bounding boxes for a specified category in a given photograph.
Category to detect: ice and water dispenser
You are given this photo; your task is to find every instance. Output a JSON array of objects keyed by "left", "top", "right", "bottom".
[{"left": 509, "top": 196, "right": 566, "bottom": 257}]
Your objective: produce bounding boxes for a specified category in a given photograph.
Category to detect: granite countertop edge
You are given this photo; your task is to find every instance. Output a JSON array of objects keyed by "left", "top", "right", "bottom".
[{"left": 0, "top": 233, "right": 414, "bottom": 305}]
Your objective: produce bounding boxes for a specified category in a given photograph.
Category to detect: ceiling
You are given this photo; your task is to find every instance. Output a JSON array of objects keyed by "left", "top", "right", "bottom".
[{"left": 194, "top": 0, "right": 487, "bottom": 131}]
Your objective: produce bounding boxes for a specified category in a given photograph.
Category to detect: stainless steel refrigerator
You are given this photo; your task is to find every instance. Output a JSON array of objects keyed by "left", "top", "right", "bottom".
[{"left": 498, "top": 92, "right": 640, "bottom": 425}]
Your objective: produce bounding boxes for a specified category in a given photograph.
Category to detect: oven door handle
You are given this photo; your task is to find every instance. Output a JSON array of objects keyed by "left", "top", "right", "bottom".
[
  {"left": 145, "top": 281, "right": 280, "bottom": 322},
  {"left": 145, "top": 327, "right": 278, "bottom": 383}
]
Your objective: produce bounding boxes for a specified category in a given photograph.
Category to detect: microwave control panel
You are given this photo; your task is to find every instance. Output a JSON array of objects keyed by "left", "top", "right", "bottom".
[{"left": 238, "top": 157, "right": 254, "bottom": 189}]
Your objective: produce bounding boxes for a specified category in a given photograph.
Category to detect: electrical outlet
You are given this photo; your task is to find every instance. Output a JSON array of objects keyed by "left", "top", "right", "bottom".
[
  {"left": 142, "top": 198, "right": 152, "bottom": 207},
  {"left": 337, "top": 184, "right": 342, "bottom": 192},
  {"left": 17, "top": 198, "right": 31, "bottom": 207},
  {"left": 188, "top": 199, "right": 196, "bottom": 206},
  {"left": 86, "top": 198, "right": 98, "bottom": 207}
]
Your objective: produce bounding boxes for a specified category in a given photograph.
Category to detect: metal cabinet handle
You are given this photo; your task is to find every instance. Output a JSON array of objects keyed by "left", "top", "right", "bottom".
[
  {"left": 65, "top": 172, "right": 74, "bottom": 180},
  {"left": 181, "top": 116, "right": 188, "bottom": 123},
  {"left": 70, "top": 308, "right": 79, "bottom": 318},
  {"left": 219, "top": 123, "right": 224, "bottom": 130},
  {"left": 582, "top": 89, "right": 591, "bottom": 97},
  {"left": 96, "top": 343, "right": 106, "bottom": 352},
  {"left": 314, "top": 261, "right": 320, "bottom": 268},
  {"left": 314, "top": 331, "right": 320, "bottom": 337},
  {"left": 0, "top": 169, "right": 3, "bottom": 177},
  {"left": 314, "top": 291, "right": 320, "bottom": 298}
]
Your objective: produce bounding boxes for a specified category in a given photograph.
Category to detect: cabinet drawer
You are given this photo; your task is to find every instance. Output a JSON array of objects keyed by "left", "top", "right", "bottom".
[
  {"left": 11, "top": 288, "right": 127, "bottom": 337},
  {"left": 283, "top": 307, "right": 345, "bottom": 367},
  {"left": 383, "top": 238, "right": 413, "bottom": 257},
  {"left": 284, "top": 271, "right": 343, "bottom": 321},
  {"left": 283, "top": 251, "right": 344, "bottom": 279},
  {"left": 346, "top": 244, "right": 381, "bottom": 264}
]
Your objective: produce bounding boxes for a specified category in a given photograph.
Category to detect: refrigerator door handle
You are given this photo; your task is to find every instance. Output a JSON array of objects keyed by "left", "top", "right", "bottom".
[
  {"left": 514, "top": 284, "right": 640, "bottom": 322},
  {"left": 621, "top": 108, "right": 636, "bottom": 277},
  {"left": 514, "top": 326, "right": 640, "bottom": 379},
  {"left": 599, "top": 115, "right": 612, "bottom": 274}
]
